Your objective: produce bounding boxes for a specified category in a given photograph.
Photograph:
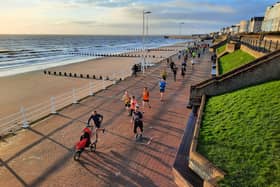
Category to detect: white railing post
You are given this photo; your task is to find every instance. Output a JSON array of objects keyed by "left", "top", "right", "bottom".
[
  {"left": 89, "top": 82, "right": 94, "bottom": 96},
  {"left": 50, "top": 97, "right": 57, "bottom": 114},
  {"left": 72, "top": 88, "right": 78, "bottom": 104},
  {"left": 21, "top": 106, "right": 29, "bottom": 128},
  {"left": 102, "top": 78, "right": 106, "bottom": 90},
  {"left": 113, "top": 73, "right": 117, "bottom": 84}
]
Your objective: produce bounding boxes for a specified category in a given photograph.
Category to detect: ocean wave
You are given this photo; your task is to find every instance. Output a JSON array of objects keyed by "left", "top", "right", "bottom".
[{"left": 0, "top": 35, "right": 187, "bottom": 77}]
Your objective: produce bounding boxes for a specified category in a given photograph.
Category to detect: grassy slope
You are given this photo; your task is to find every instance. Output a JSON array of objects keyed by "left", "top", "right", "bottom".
[
  {"left": 216, "top": 44, "right": 226, "bottom": 55},
  {"left": 219, "top": 49, "right": 255, "bottom": 74},
  {"left": 197, "top": 80, "right": 280, "bottom": 187}
]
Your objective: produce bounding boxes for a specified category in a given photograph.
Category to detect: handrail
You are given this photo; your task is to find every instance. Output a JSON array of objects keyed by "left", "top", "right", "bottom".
[{"left": 0, "top": 69, "right": 132, "bottom": 137}]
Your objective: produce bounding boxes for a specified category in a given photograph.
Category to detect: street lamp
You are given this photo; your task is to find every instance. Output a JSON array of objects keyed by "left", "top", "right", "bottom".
[
  {"left": 141, "top": 10, "right": 152, "bottom": 74},
  {"left": 179, "top": 22, "right": 184, "bottom": 35}
]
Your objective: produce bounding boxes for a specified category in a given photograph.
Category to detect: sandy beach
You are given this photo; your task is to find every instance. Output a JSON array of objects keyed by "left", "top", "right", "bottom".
[{"left": 0, "top": 45, "right": 183, "bottom": 126}]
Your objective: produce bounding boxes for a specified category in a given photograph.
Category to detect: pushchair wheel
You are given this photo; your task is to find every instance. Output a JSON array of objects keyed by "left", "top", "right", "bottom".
[
  {"left": 73, "top": 151, "right": 81, "bottom": 161},
  {"left": 90, "top": 143, "right": 96, "bottom": 152}
]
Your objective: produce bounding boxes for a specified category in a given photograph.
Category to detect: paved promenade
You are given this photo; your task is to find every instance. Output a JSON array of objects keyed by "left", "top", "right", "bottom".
[{"left": 0, "top": 52, "right": 211, "bottom": 187}]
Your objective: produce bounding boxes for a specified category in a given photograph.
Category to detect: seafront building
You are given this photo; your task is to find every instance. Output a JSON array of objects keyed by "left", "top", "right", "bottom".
[
  {"left": 262, "top": 2, "right": 280, "bottom": 32},
  {"left": 239, "top": 20, "right": 249, "bottom": 33},
  {"left": 249, "top": 17, "right": 264, "bottom": 33},
  {"left": 217, "top": 2, "right": 280, "bottom": 35}
]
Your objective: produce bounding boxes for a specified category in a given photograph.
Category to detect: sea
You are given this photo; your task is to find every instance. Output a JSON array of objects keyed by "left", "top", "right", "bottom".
[{"left": 0, "top": 35, "right": 186, "bottom": 77}]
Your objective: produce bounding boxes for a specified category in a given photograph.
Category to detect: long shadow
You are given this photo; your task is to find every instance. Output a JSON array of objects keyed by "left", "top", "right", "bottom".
[
  {"left": 148, "top": 126, "right": 180, "bottom": 139},
  {"left": 0, "top": 158, "right": 28, "bottom": 187},
  {"left": 26, "top": 67, "right": 164, "bottom": 185},
  {"left": 151, "top": 120, "right": 185, "bottom": 134},
  {"left": 144, "top": 56, "right": 208, "bottom": 186},
  {"left": 93, "top": 152, "right": 158, "bottom": 187},
  {"left": 0, "top": 61, "right": 174, "bottom": 186},
  {"left": 107, "top": 129, "right": 176, "bottom": 158},
  {"left": 28, "top": 128, "right": 72, "bottom": 151},
  {"left": 28, "top": 149, "right": 74, "bottom": 186},
  {"left": 1, "top": 82, "right": 132, "bottom": 185},
  {"left": 110, "top": 150, "right": 174, "bottom": 181}
]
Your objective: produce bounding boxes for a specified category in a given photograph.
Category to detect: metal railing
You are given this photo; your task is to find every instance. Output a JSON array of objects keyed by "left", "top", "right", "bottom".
[
  {"left": 240, "top": 38, "right": 280, "bottom": 53},
  {"left": 0, "top": 69, "right": 131, "bottom": 137}
]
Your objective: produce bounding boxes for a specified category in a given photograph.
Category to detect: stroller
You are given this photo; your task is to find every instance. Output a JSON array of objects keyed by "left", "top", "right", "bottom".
[{"left": 73, "top": 126, "right": 96, "bottom": 161}]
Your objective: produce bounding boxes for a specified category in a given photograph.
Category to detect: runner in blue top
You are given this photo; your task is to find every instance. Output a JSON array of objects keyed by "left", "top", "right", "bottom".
[{"left": 159, "top": 78, "right": 166, "bottom": 102}]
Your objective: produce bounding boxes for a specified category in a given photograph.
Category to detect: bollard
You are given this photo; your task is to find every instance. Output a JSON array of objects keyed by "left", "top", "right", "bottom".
[
  {"left": 72, "top": 88, "right": 78, "bottom": 104},
  {"left": 64, "top": 72, "right": 67, "bottom": 76},
  {"left": 44, "top": 70, "right": 46, "bottom": 74},
  {"left": 21, "top": 107, "right": 29, "bottom": 128},
  {"left": 50, "top": 97, "right": 57, "bottom": 114},
  {"left": 89, "top": 82, "right": 94, "bottom": 96}
]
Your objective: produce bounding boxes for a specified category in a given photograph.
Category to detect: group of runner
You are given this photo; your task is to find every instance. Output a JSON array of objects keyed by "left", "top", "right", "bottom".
[
  {"left": 81, "top": 43, "right": 209, "bottom": 143},
  {"left": 121, "top": 87, "right": 152, "bottom": 139}
]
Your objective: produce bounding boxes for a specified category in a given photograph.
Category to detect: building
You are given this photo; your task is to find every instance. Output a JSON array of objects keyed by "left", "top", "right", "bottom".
[
  {"left": 249, "top": 17, "right": 264, "bottom": 33},
  {"left": 230, "top": 25, "right": 240, "bottom": 34},
  {"left": 262, "top": 2, "right": 280, "bottom": 32},
  {"left": 239, "top": 20, "right": 249, "bottom": 33},
  {"left": 235, "top": 24, "right": 240, "bottom": 34},
  {"left": 220, "top": 27, "right": 226, "bottom": 34},
  {"left": 225, "top": 26, "right": 231, "bottom": 34}
]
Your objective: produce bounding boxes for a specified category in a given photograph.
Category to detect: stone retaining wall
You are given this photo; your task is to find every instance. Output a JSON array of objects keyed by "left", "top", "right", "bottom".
[
  {"left": 189, "top": 95, "right": 225, "bottom": 186},
  {"left": 209, "top": 40, "right": 227, "bottom": 52},
  {"left": 189, "top": 50, "right": 280, "bottom": 106},
  {"left": 240, "top": 44, "right": 266, "bottom": 58}
]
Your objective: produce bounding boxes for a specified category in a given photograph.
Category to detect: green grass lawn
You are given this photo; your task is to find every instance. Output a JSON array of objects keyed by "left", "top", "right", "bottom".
[
  {"left": 197, "top": 80, "right": 280, "bottom": 187},
  {"left": 216, "top": 44, "right": 226, "bottom": 55},
  {"left": 219, "top": 50, "right": 255, "bottom": 74}
]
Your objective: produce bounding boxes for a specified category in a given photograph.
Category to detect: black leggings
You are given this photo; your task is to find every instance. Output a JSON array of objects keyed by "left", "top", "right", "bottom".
[{"left": 134, "top": 120, "right": 143, "bottom": 134}]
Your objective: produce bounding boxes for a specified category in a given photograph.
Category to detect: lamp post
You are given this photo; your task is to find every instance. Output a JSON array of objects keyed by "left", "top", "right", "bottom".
[
  {"left": 179, "top": 22, "right": 184, "bottom": 35},
  {"left": 141, "top": 10, "right": 152, "bottom": 74}
]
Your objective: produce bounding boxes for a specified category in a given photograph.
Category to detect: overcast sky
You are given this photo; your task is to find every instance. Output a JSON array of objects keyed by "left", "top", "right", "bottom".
[{"left": 0, "top": 0, "right": 277, "bottom": 35}]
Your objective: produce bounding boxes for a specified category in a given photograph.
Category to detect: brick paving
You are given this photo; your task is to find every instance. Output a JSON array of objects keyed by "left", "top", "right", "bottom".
[{"left": 0, "top": 51, "right": 211, "bottom": 187}]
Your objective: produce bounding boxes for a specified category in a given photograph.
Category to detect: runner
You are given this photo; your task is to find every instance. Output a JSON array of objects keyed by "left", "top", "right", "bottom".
[
  {"left": 131, "top": 105, "right": 144, "bottom": 140},
  {"left": 170, "top": 61, "right": 175, "bottom": 70},
  {"left": 181, "top": 66, "right": 185, "bottom": 78},
  {"left": 129, "top": 96, "right": 137, "bottom": 116},
  {"left": 87, "top": 111, "right": 105, "bottom": 142},
  {"left": 172, "top": 65, "right": 178, "bottom": 82},
  {"left": 159, "top": 78, "right": 166, "bottom": 102},
  {"left": 121, "top": 91, "right": 130, "bottom": 114},
  {"left": 142, "top": 87, "right": 151, "bottom": 112},
  {"left": 182, "top": 59, "right": 187, "bottom": 72},
  {"left": 161, "top": 68, "right": 167, "bottom": 80}
]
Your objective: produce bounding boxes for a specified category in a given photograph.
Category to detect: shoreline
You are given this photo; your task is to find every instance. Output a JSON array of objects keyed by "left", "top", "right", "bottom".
[{"left": 0, "top": 38, "right": 189, "bottom": 78}]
